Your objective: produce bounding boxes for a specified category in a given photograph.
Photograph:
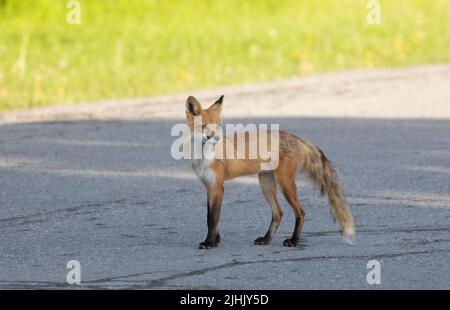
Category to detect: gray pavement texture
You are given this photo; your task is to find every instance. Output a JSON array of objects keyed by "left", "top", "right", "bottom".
[{"left": 1, "top": 117, "right": 450, "bottom": 289}]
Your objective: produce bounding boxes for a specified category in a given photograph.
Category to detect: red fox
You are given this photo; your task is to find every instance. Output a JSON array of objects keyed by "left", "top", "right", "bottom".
[{"left": 185, "top": 95, "right": 355, "bottom": 249}]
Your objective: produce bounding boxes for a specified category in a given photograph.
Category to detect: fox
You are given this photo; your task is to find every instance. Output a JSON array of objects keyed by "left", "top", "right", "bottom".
[{"left": 185, "top": 95, "right": 355, "bottom": 249}]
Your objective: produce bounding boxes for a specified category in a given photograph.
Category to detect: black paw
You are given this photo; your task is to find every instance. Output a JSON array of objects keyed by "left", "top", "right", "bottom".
[
  {"left": 198, "top": 239, "right": 219, "bottom": 249},
  {"left": 254, "top": 237, "right": 271, "bottom": 245},
  {"left": 283, "top": 238, "right": 298, "bottom": 247},
  {"left": 198, "top": 234, "right": 220, "bottom": 249}
]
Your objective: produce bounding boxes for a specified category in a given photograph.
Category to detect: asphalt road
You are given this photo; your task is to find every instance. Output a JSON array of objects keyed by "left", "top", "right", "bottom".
[{"left": 1, "top": 116, "right": 449, "bottom": 289}]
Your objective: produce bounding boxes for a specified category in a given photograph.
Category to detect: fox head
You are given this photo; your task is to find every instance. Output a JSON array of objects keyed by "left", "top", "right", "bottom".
[{"left": 185, "top": 95, "right": 224, "bottom": 142}]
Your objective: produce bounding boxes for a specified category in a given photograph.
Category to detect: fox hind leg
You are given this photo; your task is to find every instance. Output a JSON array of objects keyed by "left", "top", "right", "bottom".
[
  {"left": 254, "top": 172, "right": 283, "bottom": 245},
  {"left": 276, "top": 162, "right": 305, "bottom": 247}
]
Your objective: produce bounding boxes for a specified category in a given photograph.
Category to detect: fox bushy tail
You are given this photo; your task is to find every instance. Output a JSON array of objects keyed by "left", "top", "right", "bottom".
[{"left": 297, "top": 140, "right": 355, "bottom": 243}]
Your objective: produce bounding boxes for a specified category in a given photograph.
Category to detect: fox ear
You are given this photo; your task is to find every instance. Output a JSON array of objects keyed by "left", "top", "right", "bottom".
[
  {"left": 186, "top": 96, "right": 202, "bottom": 116},
  {"left": 215, "top": 95, "right": 224, "bottom": 105},
  {"left": 207, "top": 95, "right": 224, "bottom": 112}
]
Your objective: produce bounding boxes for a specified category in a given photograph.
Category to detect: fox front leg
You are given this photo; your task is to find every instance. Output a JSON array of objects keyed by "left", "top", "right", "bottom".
[{"left": 199, "top": 184, "right": 224, "bottom": 249}]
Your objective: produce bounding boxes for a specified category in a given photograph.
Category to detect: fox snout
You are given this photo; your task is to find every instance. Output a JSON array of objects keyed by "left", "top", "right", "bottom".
[
  {"left": 205, "top": 135, "right": 220, "bottom": 142},
  {"left": 202, "top": 134, "right": 221, "bottom": 144}
]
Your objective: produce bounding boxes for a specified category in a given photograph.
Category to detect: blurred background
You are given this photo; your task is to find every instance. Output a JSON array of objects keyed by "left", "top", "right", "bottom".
[{"left": 0, "top": 0, "right": 449, "bottom": 111}]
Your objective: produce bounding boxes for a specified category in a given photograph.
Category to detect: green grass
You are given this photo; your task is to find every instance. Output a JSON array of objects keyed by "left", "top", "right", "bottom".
[{"left": 0, "top": 0, "right": 449, "bottom": 111}]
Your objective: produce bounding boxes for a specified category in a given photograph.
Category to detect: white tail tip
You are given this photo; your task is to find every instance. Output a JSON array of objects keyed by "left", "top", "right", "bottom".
[
  {"left": 342, "top": 226, "right": 355, "bottom": 245},
  {"left": 342, "top": 235, "right": 355, "bottom": 245}
]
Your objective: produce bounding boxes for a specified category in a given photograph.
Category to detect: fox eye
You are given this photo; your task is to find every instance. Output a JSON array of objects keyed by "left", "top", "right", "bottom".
[{"left": 201, "top": 125, "right": 207, "bottom": 129}]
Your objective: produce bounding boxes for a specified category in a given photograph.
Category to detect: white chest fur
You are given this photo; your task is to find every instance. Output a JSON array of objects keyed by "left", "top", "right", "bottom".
[
  {"left": 191, "top": 138, "right": 217, "bottom": 187},
  {"left": 192, "top": 158, "right": 216, "bottom": 187}
]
